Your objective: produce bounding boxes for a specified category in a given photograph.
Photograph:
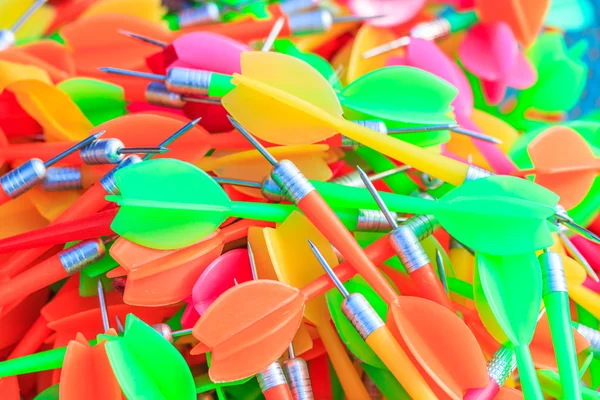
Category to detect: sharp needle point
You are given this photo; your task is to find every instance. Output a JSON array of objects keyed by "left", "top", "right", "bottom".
[
  {"left": 435, "top": 249, "right": 449, "bottom": 294},
  {"left": 97, "top": 278, "right": 110, "bottom": 332},
  {"left": 44, "top": 131, "right": 103, "bottom": 167},
  {"left": 261, "top": 17, "right": 285, "bottom": 52},
  {"left": 356, "top": 166, "right": 398, "bottom": 229},
  {"left": 143, "top": 118, "right": 201, "bottom": 160},
  {"left": 307, "top": 239, "right": 349, "bottom": 297},
  {"left": 247, "top": 242, "right": 258, "bottom": 280},
  {"left": 118, "top": 30, "right": 168, "bottom": 48},
  {"left": 227, "top": 115, "right": 278, "bottom": 165},
  {"left": 451, "top": 127, "right": 502, "bottom": 144},
  {"left": 115, "top": 315, "right": 124, "bottom": 333}
]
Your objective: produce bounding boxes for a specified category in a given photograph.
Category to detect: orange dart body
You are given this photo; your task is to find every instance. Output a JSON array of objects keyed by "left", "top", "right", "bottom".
[{"left": 0, "top": 239, "right": 106, "bottom": 307}]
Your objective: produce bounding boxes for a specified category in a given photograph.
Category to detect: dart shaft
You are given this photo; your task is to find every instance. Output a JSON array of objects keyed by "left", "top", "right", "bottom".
[
  {"left": 513, "top": 345, "right": 543, "bottom": 400},
  {"left": 365, "top": 326, "right": 436, "bottom": 400}
]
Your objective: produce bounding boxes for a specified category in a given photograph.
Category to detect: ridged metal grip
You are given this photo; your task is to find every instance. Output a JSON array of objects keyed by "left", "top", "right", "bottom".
[
  {"left": 279, "top": 0, "right": 319, "bottom": 14},
  {"left": 100, "top": 156, "right": 143, "bottom": 195},
  {"left": 257, "top": 362, "right": 288, "bottom": 392},
  {"left": 406, "top": 215, "right": 439, "bottom": 239},
  {"left": 283, "top": 358, "right": 313, "bottom": 400},
  {"left": 389, "top": 225, "right": 430, "bottom": 273},
  {"left": 288, "top": 10, "right": 332, "bottom": 35},
  {"left": 0, "top": 30, "right": 15, "bottom": 51},
  {"left": 341, "top": 293, "right": 384, "bottom": 340},
  {"left": 80, "top": 138, "right": 125, "bottom": 164},
  {"left": 465, "top": 165, "right": 493, "bottom": 181},
  {"left": 487, "top": 346, "right": 517, "bottom": 386},
  {"left": 356, "top": 209, "right": 395, "bottom": 232},
  {"left": 576, "top": 324, "right": 600, "bottom": 356},
  {"left": 146, "top": 82, "right": 186, "bottom": 108},
  {"left": 271, "top": 160, "right": 315, "bottom": 203},
  {"left": 59, "top": 238, "right": 106, "bottom": 275},
  {"left": 177, "top": 2, "right": 220, "bottom": 28},
  {"left": 43, "top": 167, "right": 83, "bottom": 191},
  {"left": 540, "top": 251, "right": 568, "bottom": 296},
  {"left": 167, "top": 67, "right": 212, "bottom": 96},
  {"left": 1, "top": 159, "right": 46, "bottom": 198},
  {"left": 261, "top": 176, "right": 287, "bottom": 202},
  {"left": 411, "top": 18, "right": 451, "bottom": 41}
]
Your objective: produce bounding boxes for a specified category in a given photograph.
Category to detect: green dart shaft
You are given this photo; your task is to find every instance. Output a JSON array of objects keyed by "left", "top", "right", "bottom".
[
  {"left": 0, "top": 339, "right": 98, "bottom": 377},
  {"left": 540, "top": 251, "right": 582, "bottom": 400},
  {"left": 538, "top": 370, "right": 600, "bottom": 400},
  {"left": 229, "top": 202, "right": 382, "bottom": 231},
  {"left": 513, "top": 344, "right": 544, "bottom": 399}
]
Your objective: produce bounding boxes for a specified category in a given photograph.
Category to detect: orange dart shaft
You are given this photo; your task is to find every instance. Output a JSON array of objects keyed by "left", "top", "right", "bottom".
[
  {"left": 0, "top": 257, "right": 67, "bottom": 307},
  {"left": 409, "top": 264, "right": 454, "bottom": 311},
  {"left": 263, "top": 384, "right": 293, "bottom": 400},
  {"left": 297, "top": 191, "right": 398, "bottom": 304},
  {"left": 2, "top": 184, "right": 109, "bottom": 278},
  {"left": 7, "top": 316, "right": 52, "bottom": 359},
  {"left": 0, "top": 238, "right": 105, "bottom": 307}
]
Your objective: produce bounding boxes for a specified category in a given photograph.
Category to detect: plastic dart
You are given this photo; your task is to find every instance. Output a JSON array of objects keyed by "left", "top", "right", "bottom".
[
  {"left": 107, "top": 157, "right": 412, "bottom": 249},
  {"left": 0, "top": 0, "right": 47, "bottom": 51},
  {"left": 362, "top": 9, "right": 478, "bottom": 58},
  {"left": 474, "top": 252, "right": 544, "bottom": 399},
  {"left": 115, "top": 315, "right": 193, "bottom": 344},
  {"left": 357, "top": 166, "right": 453, "bottom": 310},
  {"left": 246, "top": 244, "right": 295, "bottom": 400},
  {"left": 194, "top": 9, "right": 384, "bottom": 42},
  {"left": 0, "top": 118, "right": 200, "bottom": 283},
  {"left": 308, "top": 240, "right": 437, "bottom": 400},
  {"left": 263, "top": 212, "right": 371, "bottom": 400},
  {"left": 0, "top": 131, "right": 102, "bottom": 205}
]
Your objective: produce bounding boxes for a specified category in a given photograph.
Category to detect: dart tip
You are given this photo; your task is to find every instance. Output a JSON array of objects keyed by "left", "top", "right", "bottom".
[
  {"left": 92, "top": 130, "right": 106, "bottom": 140},
  {"left": 191, "top": 117, "right": 202, "bottom": 126},
  {"left": 98, "top": 67, "right": 111, "bottom": 73},
  {"left": 115, "top": 315, "right": 124, "bottom": 333},
  {"left": 158, "top": 147, "right": 170, "bottom": 154}
]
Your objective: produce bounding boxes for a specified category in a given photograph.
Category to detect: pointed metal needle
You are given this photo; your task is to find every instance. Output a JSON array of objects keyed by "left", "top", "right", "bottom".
[
  {"left": 362, "top": 36, "right": 411, "bottom": 59},
  {"left": 45, "top": 131, "right": 105, "bottom": 167},
  {"left": 333, "top": 14, "right": 386, "bottom": 24},
  {"left": 558, "top": 229, "right": 599, "bottom": 282},
  {"left": 450, "top": 127, "right": 503, "bottom": 145},
  {"left": 387, "top": 124, "right": 458, "bottom": 134},
  {"left": 435, "top": 249, "right": 449, "bottom": 294},
  {"left": 98, "top": 67, "right": 166, "bottom": 82},
  {"left": 118, "top": 146, "right": 170, "bottom": 155},
  {"left": 248, "top": 242, "right": 258, "bottom": 280},
  {"left": 115, "top": 315, "right": 124, "bottom": 333},
  {"left": 11, "top": 0, "right": 47, "bottom": 33},
  {"left": 356, "top": 166, "right": 398, "bottom": 229},
  {"left": 214, "top": 177, "right": 262, "bottom": 189},
  {"left": 97, "top": 278, "right": 110, "bottom": 332},
  {"left": 183, "top": 96, "right": 222, "bottom": 105},
  {"left": 143, "top": 118, "right": 201, "bottom": 160},
  {"left": 288, "top": 343, "right": 296, "bottom": 359},
  {"left": 261, "top": 17, "right": 285, "bottom": 52},
  {"left": 118, "top": 30, "right": 168, "bottom": 48},
  {"left": 227, "top": 115, "right": 278, "bottom": 166},
  {"left": 171, "top": 328, "right": 194, "bottom": 339},
  {"left": 366, "top": 165, "right": 411, "bottom": 182},
  {"left": 308, "top": 239, "right": 349, "bottom": 298},
  {"left": 556, "top": 215, "right": 600, "bottom": 246}
]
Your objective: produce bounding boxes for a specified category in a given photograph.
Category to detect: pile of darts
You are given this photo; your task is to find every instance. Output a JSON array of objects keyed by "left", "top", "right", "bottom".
[{"left": 1, "top": 0, "right": 600, "bottom": 399}]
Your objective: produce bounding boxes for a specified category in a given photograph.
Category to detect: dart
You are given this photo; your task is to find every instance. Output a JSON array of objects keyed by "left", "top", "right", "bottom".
[
  {"left": 0, "top": 0, "right": 47, "bottom": 51},
  {"left": 0, "top": 118, "right": 200, "bottom": 284},
  {"left": 356, "top": 166, "right": 453, "bottom": 310},
  {"left": 0, "top": 131, "right": 102, "bottom": 205},
  {"left": 474, "top": 252, "right": 544, "bottom": 399},
  {"left": 308, "top": 240, "right": 438, "bottom": 399},
  {"left": 190, "top": 9, "right": 384, "bottom": 42},
  {"left": 263, "top": 212, "right": 371, "bottom": 399},
  {"left": 362, "top": 9, "right": 478, "bottom": 58}
]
